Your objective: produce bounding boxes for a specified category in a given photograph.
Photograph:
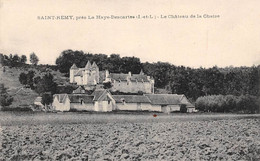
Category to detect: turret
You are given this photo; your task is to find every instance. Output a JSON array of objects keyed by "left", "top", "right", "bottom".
[
  {"left": 140, "top": 69, "right": 144, "bottom": 75},
  {"left": 70, "top": 64, "right": 77, "bottom": 83},
  {"left": 85, "top": 61, "right": 91, "bottom": 69},
  {"left": 92, "top": 62, "right": 99, "bottom": 84}
]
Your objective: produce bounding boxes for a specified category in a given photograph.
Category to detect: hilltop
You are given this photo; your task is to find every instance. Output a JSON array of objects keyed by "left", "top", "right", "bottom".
[{"left": 0, "top": 66, "right": 69, "bottom": 108}]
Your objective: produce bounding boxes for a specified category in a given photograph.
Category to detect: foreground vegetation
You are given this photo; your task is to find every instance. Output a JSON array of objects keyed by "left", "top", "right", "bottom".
[{"left": 0, "top": 113, "right": 259, "bottom": 160}]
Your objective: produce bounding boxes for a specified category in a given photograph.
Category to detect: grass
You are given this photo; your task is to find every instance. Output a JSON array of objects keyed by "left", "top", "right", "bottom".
[
  {"left": 0, "top": 111, "right": 259, "bottom": 126},
  {"left": 0, "top": 66, "right": 69, "bottom": 108}
]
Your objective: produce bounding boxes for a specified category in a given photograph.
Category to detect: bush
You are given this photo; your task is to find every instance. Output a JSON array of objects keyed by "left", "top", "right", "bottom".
[
  {"left": 195, "top": 94, "right": 259, "bottom": 113},
  {"left": 0, "top": 84, "right": 13, "bottom": 107}
]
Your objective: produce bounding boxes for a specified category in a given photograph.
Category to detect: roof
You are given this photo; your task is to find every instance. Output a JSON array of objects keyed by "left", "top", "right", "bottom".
[
  {"left": 145, "top": 94, "right": 195, "bottom": 107},
  {"left": 85, "top": 61, "right": 92, "bottom": 69},
  {"left": 73, "top": 86, "right": 85, "bottom": 94},
  {"left": 145, "top": 94, "right": 182, "bottom": 105},
  {"left": 92, "top": 62, "right": 98, "bottom": 69},
  {"left": 113, "top": 95, "right": 151, "bottom": 103},
  {"left": 179, "top": 95, "right": 195, "bottom": 108},
  {"left": 54, "top": 94, "right": 68, "bottom": 103},
  {"left": 108, "top": 73, "right": 150, "bottom": 82},
  {"left": 130, "top": 74, "right": 149, "bottom": 82},
  {"left": 34, "top": 96, "right": 42, "bottom": 102},
  {"left": 109, "top": 73, "right": 129, "bottom": 81},
  {"left": 70, "top": 64, "right": 78, "bottom": 69},
  {"left": 68, "top": 94, "right": 94, "bottom": 103},
  {"left": 74, "top": 70, "right": 83, "bottom": 76},
  {"left": 91, "top": 89, "right": 111, "bottom": 101}
]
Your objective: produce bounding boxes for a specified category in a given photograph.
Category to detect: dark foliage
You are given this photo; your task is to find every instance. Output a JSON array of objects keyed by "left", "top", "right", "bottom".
[
  {"left": 0, "top": 84, "right": 13, "bottom": 107},
  {"left": 55, "top": 50, "right": 142, "bottom": 75},
  {"left": 1, "top": 54, "right": 28, "bottom": 67},
  {"left": 30, "top": 52, "right": 39, "bottom": 65},
  {"left": 103, "top": 82, "right": 112, "bottom": 89},
  {"left": 57, "top": 85, "right": 76, "bottom": 94},
  {"left": 35, "top": 73, "right": 57, "bottom": 95},
  {"left": 41, "top": 93, "right": 53, "bottom": 106},
  {"left": 19, "top": 70, "right": 35, "bottom": 89},
  {"left": 196, "top": 95, "right": 260, "bottom": 113},
  {"left": 55, "top": 50, "right": 260, "bottom": 102}
]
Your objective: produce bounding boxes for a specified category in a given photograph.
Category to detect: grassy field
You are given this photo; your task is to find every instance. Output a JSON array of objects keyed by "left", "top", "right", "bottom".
[
  {"left": 0, "top": 112, "right": 260, "bottom": 160},
  {"left": 0, "top": 66, "right": 69, "bottom": 108}
]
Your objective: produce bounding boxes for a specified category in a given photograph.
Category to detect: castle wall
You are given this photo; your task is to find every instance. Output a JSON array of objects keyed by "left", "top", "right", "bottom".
[
  {"left": 111, "top": 81, "right": 152, "bottom": 93},
  {"left": 74, "top": 76, "right": 83, "bottom": 85}
]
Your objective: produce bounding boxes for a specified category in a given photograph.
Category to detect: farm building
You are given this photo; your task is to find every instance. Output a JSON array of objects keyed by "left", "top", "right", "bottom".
[
  {"left": 53, "top": 88, "right": 195, "bottom": 113},
  {"left": 144, "top": 94, "right": 195, "bottom": 113},
  {"left": 113, "top": 95, "right": 153, "bottom": 111},
  {"left": 52, "top": 89, "right": 115, "bottom": 112},
  {"left": 34, "top": 96, "right": 44, "bottom": 108}
]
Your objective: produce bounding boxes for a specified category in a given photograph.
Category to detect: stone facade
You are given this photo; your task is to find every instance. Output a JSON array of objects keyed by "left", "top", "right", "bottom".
[{"left": 70, "top": 61, "right": 154, "bottom": 94}]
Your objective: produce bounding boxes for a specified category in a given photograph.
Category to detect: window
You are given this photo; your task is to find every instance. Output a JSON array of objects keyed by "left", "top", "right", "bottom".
[{"left": 80, "top": 99, "right": 83, "bottom": 105}]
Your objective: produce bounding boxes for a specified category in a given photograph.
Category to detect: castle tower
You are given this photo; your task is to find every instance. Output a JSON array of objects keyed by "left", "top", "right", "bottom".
[
  {"left": 91, "top": 62, "right": 99, "bottom": 84},
  {"left": 140, "top": 69, "right": 144, "bottom": 75},
  {"left": 70, "top": 64, "right": 77, "bottom": 83},
  {"left": 83, "top": 61, "right": 92, "bottom": 85}
]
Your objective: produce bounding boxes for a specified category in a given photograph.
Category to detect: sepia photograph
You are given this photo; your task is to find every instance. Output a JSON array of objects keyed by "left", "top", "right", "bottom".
[{"left": 0, "top": 0, "right": 260, "bottom": 160}]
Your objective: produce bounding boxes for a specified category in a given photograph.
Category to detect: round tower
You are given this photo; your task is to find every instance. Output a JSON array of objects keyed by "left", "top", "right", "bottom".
[{"left": 70, "top": 64, "right": 77, "bottom": 83}]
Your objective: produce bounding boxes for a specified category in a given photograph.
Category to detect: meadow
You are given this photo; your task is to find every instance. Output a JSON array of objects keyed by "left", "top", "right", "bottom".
[{"left": 0, "top": 112, "right": 260, "bottom": 160}]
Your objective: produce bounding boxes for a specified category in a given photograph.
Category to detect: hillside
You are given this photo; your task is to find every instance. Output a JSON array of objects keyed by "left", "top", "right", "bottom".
[{"left": 0, "top": 66, "right": 69, "bottom": 107}]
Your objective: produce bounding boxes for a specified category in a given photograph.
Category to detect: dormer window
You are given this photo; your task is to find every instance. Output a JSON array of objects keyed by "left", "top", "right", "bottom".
[{"left": 121, "top": 98, "right": 125, "bottom": 105}]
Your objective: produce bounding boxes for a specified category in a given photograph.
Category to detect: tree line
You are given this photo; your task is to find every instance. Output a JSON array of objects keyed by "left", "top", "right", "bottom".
[
  {"left": 0, "top": 53, "right": 39, "bottom": 67},
  {"left": 56, "top": 50, "right": 260, "bottom": 101},
  {"left": 1, "top": 50, "right": 259, "bottom": 113}
]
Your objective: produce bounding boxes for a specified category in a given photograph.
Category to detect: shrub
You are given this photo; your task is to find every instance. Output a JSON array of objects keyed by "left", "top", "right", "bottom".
[
  {"left": 195, "top": 94, "right": 259, "bottom": 113},
  {"left": 0, "top": 84, "right": 13, "bottom": 107}
]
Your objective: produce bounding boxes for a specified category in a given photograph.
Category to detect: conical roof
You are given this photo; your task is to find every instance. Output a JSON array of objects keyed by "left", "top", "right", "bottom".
[
  {"left": 85, "top": 61, "right": 92, "bottom": 69},
  {"left": 92, "top": 62, "right": 98, "bottom": 68},
  {"left": 70, "top": 63, "right": 77, "bottom": 69},
  {"left": 140, "top": 69, "right": 144, "bottom": 75}
]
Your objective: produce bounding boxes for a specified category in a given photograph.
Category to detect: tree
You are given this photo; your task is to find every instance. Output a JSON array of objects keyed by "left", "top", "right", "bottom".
[
  {"left": 0, "top": 84, "right": 13, "bottom": 107},
  {"left": 30, "top": 52, "right": 39, "bottom": 65},
  {"left": 26, "top": 70, "right": 35, "bottom": 89},
  {"left": 41, "top": 93, "right": 53, "bottom": 106},
  {"left": 21, "top": 55, "right": 27, "bottom": 64},
  {"left": 19, "top": 72, "right": 27, "bottom": 85},
  {"left": 35, "top": 73, "right": 57, "bottom": 95},
  {"left": 103, "top": 82, "right": 112, "bottom": 89}
]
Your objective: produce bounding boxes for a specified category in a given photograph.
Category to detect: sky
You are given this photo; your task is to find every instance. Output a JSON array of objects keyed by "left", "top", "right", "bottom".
[{"left": 0, "top": 0, "right": 260, "bottom": 68}]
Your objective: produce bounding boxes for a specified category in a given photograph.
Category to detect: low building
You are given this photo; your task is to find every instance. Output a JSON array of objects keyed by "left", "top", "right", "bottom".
[
  {"left": 52, "top": 94, "right": 70, "bottom": 111},
  {"left": 113, "top": 95, "right": 152, "bottom": 111},
  {"left": 53, "top": 87, "right": 195, "bottom": 113},
  {"left": 52, "top": 89, "right": 115, "bottom": 112},
  {"left": 145, "top": 94, "right": 195, "bottom": 113},
  {"left": 34, "top": 96, "right": 44, "bottom": 108}
]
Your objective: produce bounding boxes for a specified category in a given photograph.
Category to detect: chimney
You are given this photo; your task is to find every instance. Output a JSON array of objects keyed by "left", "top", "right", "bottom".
[{"left": 128, "top": 71, "right": 131, "bottom": 76}]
